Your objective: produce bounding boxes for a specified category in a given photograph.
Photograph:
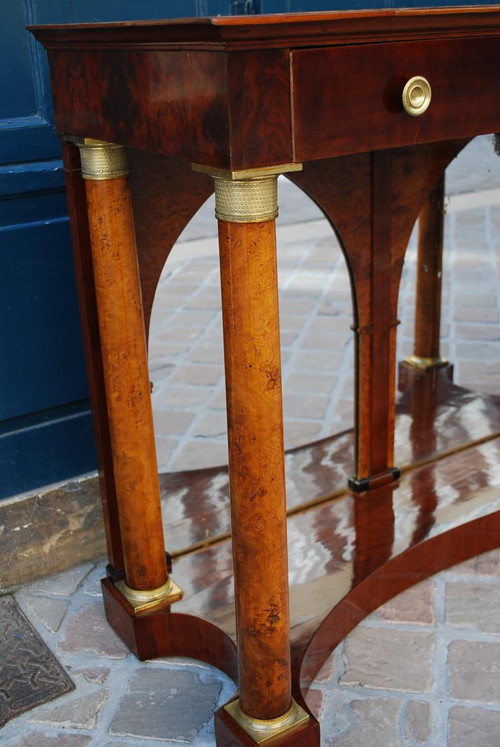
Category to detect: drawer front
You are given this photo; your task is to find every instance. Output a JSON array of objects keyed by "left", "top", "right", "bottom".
[{"left": 292, "top": 36, "right": 500, "bottom": 161}]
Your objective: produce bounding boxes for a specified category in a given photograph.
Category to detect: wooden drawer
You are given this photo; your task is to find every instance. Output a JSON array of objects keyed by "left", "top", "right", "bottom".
[{"left": 292, "top": 36, "right": 500, "bottom": 161}]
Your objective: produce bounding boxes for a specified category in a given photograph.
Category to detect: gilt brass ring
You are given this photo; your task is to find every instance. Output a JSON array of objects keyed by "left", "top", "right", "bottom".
[{"left": 402, "top": 76, "right": 432, "bottom": 117}]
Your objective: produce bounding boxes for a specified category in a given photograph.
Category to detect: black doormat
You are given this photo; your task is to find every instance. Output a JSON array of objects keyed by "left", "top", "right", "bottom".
[{"left": 0, "top": 595, "right": 74, "bottom": 727}]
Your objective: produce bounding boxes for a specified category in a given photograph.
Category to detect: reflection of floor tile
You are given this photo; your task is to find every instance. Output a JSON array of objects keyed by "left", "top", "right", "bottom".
[{"left": 0, "top": 596, "right": 73, "bottom": 727}]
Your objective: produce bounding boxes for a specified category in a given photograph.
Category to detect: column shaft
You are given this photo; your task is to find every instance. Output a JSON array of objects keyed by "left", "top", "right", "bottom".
[
  {"left": 80, "top": 142, "right": 168, "bottom": 593},
  {"left": 219, "top": 217, "right": 291, "bottom": 719}
]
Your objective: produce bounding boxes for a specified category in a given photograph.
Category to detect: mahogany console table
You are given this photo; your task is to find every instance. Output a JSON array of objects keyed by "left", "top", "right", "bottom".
[{"left": 32, "top": 9, "right": 500, "bottom": 745}]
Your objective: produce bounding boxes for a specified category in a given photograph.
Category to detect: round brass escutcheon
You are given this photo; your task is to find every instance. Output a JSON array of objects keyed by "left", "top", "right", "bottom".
[{"left": 402, "top": 76, "right": 432, "bottom": 117}]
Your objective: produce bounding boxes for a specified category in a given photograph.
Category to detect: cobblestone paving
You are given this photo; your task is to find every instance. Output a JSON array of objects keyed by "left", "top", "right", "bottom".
[
  {"left": 3, "top": 136, "right": 500, "bottom": 745},
  {"left": 2, "top": 549, "right": 500, "bottom": 746}
]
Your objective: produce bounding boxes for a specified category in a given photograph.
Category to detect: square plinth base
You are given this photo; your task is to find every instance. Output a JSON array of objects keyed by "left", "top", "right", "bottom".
[{"left": 214, "top": 700, "right": 320, "bottom": 746}]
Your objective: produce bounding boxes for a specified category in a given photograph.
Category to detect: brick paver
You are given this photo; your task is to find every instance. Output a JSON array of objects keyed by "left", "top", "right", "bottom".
[
  {"left": 446, "top": 582, "right": 500, "bottom": 634},
  {"left": 448, "top": 640, "right": 500, "bottom": 704},
  {"left": 449, "top": 707, "right": 500, "bottom": 747},
  {"left": 340, "top": 628, "right": 434, "bottom": 692},
  {"left": 3, "top": 136, "right": 500, "bottom": 744}
]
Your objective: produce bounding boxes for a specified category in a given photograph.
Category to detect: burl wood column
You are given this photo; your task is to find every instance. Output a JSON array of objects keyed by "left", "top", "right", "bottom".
[
  {"left": 198, "top": 166, "right": 313, "bottom": 745},
  {"left": 399, "top": 175, "right": 452, "bottom": 392},
  {"left": 77, "top": 139, "right": 181, "bottom": 612}
]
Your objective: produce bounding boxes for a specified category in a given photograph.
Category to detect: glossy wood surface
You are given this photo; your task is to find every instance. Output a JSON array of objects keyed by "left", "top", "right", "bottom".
[
  {"left": 42, "top": 48, "right": 293, "bottom": 171},
  {"left": 413, "top": 175, "right": 446, "bottom": 362},
  {"left": 29, "top": 7, "right": 500, "bottom": 51},
  {"left": 31, "top": 9, "right": 500, "bottom": 170},
  {"left": 85, "top": 175, "right": 167, "bottom": 591},
  {"left": 102, "top": 578, "right": 238, "bottom": 677},
  {"left": 156, "top": 376, "right": 500, "bottom": 554},
  {"left": 128, "top": 151, "right": 213, "bottom": 336},
  {"left": 168, "top": 434, "right": 500, "bottom": 683},
  {"left": 292, "top": 37, "right": 500, "bottom": 159},
  {"left": 219, "top": 219, "right": 291, "bottom": 720},
  {"left": 61, "top": 141, "right": 124, "bottom": 571}
]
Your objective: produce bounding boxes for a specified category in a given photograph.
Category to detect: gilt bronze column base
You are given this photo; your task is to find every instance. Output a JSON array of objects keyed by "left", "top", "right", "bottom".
[
  {"left": 398, "top": 357, "right": 454, "bottom": 393},
  {"left": 114, "top": 577, "right": 183, "bottom": 613},
  {"left": 215, "top": 697, "right": 319, "bottom": 746}
]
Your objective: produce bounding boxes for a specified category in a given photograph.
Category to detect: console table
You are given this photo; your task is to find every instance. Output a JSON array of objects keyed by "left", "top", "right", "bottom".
[{"left": 31, "top": 9, "right": 500, "bottom": 745}]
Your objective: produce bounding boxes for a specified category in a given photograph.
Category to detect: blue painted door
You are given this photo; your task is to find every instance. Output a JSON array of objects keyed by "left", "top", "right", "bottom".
[{"left": 0, "top": 0, "right": 480, "bottom": 500}]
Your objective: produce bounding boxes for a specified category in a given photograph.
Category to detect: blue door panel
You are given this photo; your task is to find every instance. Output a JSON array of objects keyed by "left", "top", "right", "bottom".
[
  {"left": 0, "top": 1, "right": 37, "bottom": 120},
  {"left": 0, "top": 129, "right": 61, "bottom": 167},
  {"left": 0, "top": 404, "right": 95, "bottom": 499},
  {"left": 0, "top": 161, "right": 64, "bottom": 205},
  {"left": 34, "top": 0, "right": 230, "bottom": 24},
  {"left": 0, "top": 217, "right": 88, "bottom": 421},
  {"left": 1, "top": 1, "right": 58, "bottom": 165},
  {"left": 62, "top": 1, "right": 200, "bottom": 22},
  {"left": 254, "top": 0, "right": 497, "bottom": 12},
  {"left": 0, "top": 184, "right": 67, "bottom": 244}
]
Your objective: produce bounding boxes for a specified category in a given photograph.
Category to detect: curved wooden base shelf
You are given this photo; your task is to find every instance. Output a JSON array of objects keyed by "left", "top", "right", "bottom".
[{"left": 102, "top": 374, "right": 500, "bottom": 743}]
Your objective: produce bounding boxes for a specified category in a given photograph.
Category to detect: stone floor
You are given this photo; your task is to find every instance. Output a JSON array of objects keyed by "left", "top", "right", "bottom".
[
  {"left": 3, "top": 549, "right": 500, "bottom": 746},
  {"left": 3, "top": 136, "right": 500, "bottom": 745}
]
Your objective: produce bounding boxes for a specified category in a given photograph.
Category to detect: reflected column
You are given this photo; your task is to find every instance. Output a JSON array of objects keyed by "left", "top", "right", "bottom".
[
  {"left": 352, "top": 484, "right": 395, "bottom": 585},
  {"left": 399, "top": 175, "right": 453, "bottom": 390}
]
